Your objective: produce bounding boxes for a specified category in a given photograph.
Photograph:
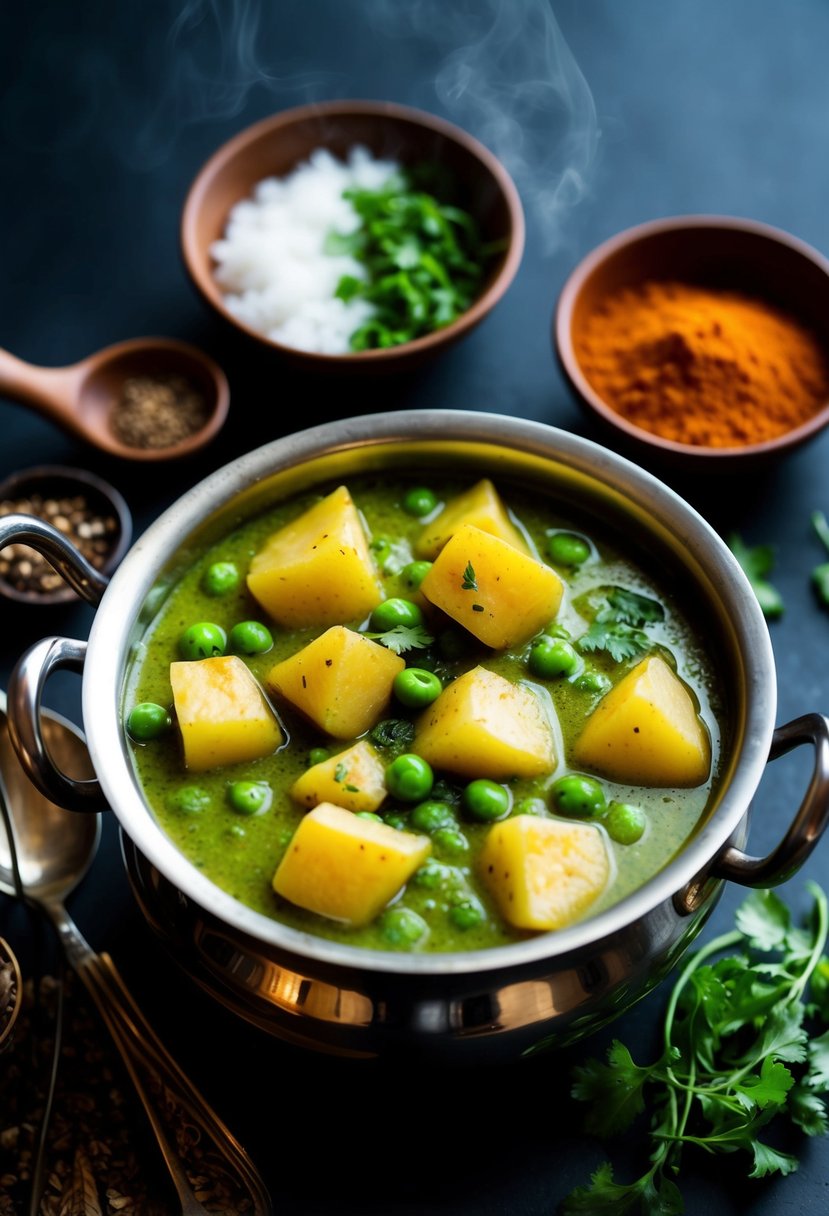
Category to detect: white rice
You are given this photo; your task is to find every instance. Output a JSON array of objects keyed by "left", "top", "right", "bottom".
[{"left": 211, "top": 146, "right": 400, "bottom": 355}]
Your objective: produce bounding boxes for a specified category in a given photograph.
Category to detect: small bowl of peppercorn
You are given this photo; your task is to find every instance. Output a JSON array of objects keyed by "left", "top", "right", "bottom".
[
  {"left": 0, "top": 466, "right": 132, "bottom": 604},
  {"left": 555, "top": 215, "right": 829, "bottom": 470}
]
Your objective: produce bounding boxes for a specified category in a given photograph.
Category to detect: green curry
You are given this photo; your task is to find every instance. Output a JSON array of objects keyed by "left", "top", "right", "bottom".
[{"left": 124, "top": 475, "right": 723, "bottom": 953}]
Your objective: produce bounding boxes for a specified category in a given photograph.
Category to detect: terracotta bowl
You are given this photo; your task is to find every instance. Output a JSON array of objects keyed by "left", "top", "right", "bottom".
[
  {"left": 181, "top": 100, "right": 525, "bottom": 372},
  {"left": 555, "top": 216, "right": 829, "bottom": 470}
]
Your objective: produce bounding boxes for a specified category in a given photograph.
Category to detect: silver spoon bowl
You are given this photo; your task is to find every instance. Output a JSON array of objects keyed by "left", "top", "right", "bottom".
[{"left": 0, "top": 693, "right": 272, "bottom": 1216}]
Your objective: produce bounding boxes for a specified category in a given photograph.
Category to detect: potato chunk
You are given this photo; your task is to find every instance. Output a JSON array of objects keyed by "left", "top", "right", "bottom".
[
  {"left": 413, "top": 666, "right": 556, "bottom": 780},
  {"left": 170, "top": 656, "right": 283, "bottom": 772},
  {"left": 479, "top": 815, "right": 610, "bottom": 931},
  {"left": 273, "top": 803, "right": 431, "bottom": 925},
  {"left": 420, "top": 523, "right": 563, "bottom": 649},
  {"left": 573, "top": 655, "right": 711, "bottom": 787},
  {"left": 290, "top": 740, "right": 387, "bottom": 814},
  {"left": 267, "top": 626, "right": 404, "bottom": 739},
  {"left": 416, "top": 478, "right": 530, "bottom": 558},
  {"left": 247, "top": 485, "right": 383, "bottom": 628}
]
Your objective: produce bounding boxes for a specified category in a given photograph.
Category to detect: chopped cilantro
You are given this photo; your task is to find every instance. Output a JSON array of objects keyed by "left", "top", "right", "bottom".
[
  {"left": 577, "top": 621, "right": 651, "bottom": 664},
  {"left": 461, "top": 561, "right": 478, "bottom": 591},
  {"left": 603, "top": 587, "right": 664, "bottom": 626},
  {"left": 365, "top": 624, "right": 434, "bottom": 655},
  {"left": 370, "top": 719, "right": 416, "bottom": 750},
  {"left": 472, "top": 603, "right": 484, "bottom": 613},
  {"left": 333, "top": 762, "right": 347, "bottom": 783},
  {"left": 811, "top": 510, "right": 829, "bottom": 607},
  {"left": 562, "top": 884, "right": 829, "bottom": 1214},
  {"left": 575, "top": 585, "right": 663, "bottom": 664}
]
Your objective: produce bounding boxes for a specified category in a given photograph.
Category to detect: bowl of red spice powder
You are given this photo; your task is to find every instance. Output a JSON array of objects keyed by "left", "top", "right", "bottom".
[{"left": 555, "top": 215, "right": 829, "bottom": 468}]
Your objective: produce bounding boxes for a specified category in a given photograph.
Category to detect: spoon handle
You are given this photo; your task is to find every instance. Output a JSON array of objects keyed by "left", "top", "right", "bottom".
[
  {"left": 0, "top": 347, "right": 82, "bottom": 424},
  {"left": 48, "top": 903, "right": 272, "bottom": 1215}
]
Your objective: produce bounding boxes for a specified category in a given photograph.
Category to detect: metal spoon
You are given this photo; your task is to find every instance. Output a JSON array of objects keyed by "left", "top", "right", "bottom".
[
  {"left": 0, "top": 337, "right": 229, "bottom": 461},
  {"left": 0, "top": 693, "right": 272, "bottom": 1216}
]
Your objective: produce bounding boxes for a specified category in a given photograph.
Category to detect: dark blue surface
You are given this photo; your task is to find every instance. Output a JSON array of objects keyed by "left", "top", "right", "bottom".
[{"left": 2, "top": 3, "right": 829, "bottom": 1212}]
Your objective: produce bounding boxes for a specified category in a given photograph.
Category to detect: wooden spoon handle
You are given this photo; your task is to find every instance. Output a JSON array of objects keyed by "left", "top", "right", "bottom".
[{"left": 0, "top": 347, "right": 84, "bottom": 426}]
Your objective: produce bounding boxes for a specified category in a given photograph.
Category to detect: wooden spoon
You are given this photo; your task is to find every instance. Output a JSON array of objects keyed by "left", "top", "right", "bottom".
[{"left": 0, "top": 336, "right": 229, "bottom": 461}]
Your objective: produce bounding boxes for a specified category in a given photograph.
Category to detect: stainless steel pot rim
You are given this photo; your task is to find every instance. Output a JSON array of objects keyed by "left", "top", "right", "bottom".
[{"left": 85, "top": 409, "right": 775, "bottom": 976}]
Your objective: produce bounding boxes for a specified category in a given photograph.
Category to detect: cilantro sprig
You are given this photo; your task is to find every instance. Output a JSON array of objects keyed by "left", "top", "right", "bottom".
[
  {"left": 576, "top": 586, "right": 664, "bottom": 664},
  {"left": 728, "top": 533, "right": 784, "bottom": 620},
  {"left": 810, "top": 510, "right": 829, "bottom": 606},
  {"left": 562, "top": 884, "right": 829, "bottom": 1214},
  {"left": 461, "top": 561, "right": 478, "bottom": 591},
  {"left": 364, "top": 623, "right": 434, "bottom": 655},
  {"left": 328, "top": 168, "right": 495, "bottom": 351}
]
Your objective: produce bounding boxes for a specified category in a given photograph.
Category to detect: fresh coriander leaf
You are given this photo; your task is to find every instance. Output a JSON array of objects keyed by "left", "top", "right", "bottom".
[
  {"left": 728, "top": 533, "right": 784, "bottom": 619},
  {"left": 734, "top": 1056, "right": 794, "bottom": 1109},
  {"left": 809, "top": 956, "right": 829, "bottom": 1019},
  {"left": 749, "top": 1139, "right": 799, "bottom": 1179},
  {"left": 604, "top": 587, "right": 665, "bottom": 626},
  {"left": 735, "top": 888, "right": 790, "bottom": 951},
  {"left": 344, "top": 784, "right": 360, "bottom": 793},
  {"left": 789, "top": 1084, "right": 828, "bottom": 1135},
  {"left": 366, "top": 624, "right": 434, "bottom": 655},
  {"left": 558, "top": 1163, "right": 648, "bottom": 1215},
  {"left": 571, "top": 1040, "right": 652, "bottom": 1136},
  {"left": 577, "top": 621, "right": 651, "bottom": 663},
  {"left": 461, "top": 561, "right": 478, "bottom": 591},
  {"left": 806, "top": 1027, "right": 829, "bottom": 1090},
  {"left": 810, "top": 511, "right": 829, "bottom": 606},
  {"left": 751, "top": 1003, "right": 808, "bottom": 1065},
  {"left": 370, "top": 718, "right": 415, "bottom": 750},
  {"left": 333, "top": 762, "right": 347, "bottom": 784}
]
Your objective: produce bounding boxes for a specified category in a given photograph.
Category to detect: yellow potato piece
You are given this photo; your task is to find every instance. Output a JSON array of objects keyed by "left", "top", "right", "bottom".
[
  {"left": 290, "top": 740, "right": 387, "bottom": 814},
  {"left": 267, "top": 626, "right": 404, "bottom": 739},
  {"left": 273, "top": 803, "right": 431, "bottom": 926},
  {"left": 479, "top": 815, "right": 610, "bottom": 931},
  {"left": 573, "top": 655, "right": 711, "bottom": 787},
  {"left": 416, "top": 478, "right": 530, "bottom": 558},
  {"left": 414, "top": 665, "right": 556, "bottom": 780},
  {"left": 247, "top": 485, "right": 383, "bottom": 628},
  {"left": 420, "top": 523, "right": 564, "bottom": 650},
  {"left": 170, "top": 656, "right": 283, "bottom": 772}
]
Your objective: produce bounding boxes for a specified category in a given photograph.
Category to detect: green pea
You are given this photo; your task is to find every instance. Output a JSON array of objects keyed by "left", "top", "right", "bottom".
[
  {"left": 179, "top": 621, "right": 227, "bottom": 660},
  {"left": 574, "top": 671, "right": 612, "bottom": 695},
  {"left": 227, "top": 823, "right": 246, "bottom": 840},
  {"left": 385, "top": 754, "right": 434, "bottom": 802},
  {"left": 168, "top": 785, "right": 211, "bottom": 815},
  {"left": 463, "top": 779, "right": 511, "bottom": 822},
  {"left": 127, "top": 702, "right": 171, "bottom": 741},
  {"left": 229, "top": 620, "right": 273, "bottom": 655},
  {"left": 513, "top": 797, "right": 547, "bottom": 817},
  {"left": 384, "top": 812, "right": 410, "bottom": 831},
  {"left": 308, "top": 747, "right": 330, "bottom": 767},
  {"left": 394, "top": 667, "right": 442, "bottom": 708},
  {"left": 402, "top": 487, "right": 438, "bottom": 517},
  {"left": 202, "top": 561, "right": 240, "bottom": 596},
  {"left": 433, "top": 826, "right": 468, "bottom": 856},
  {"left": 449, "top": 899, "right": 484, "bottom": 930},
  {"left": 410, "top": 800, "right": 455, "bottom": 833},
  {"left": 412, "top": 860, "right": 450, "bottom": 890},
  {"left": 400, "top": 560, "right": 433, "bottom": 591},
  {"left": 527, "top": 636, "right": 581, "bottom": 679},
  {"left": 380, "top": 906, "right": 428, "bottom": 946},
  {"left": 551, "top": 774, "right": 607, "bottom": 819},
  {"left": 227, "top": 780, "right": 272, "bottom": 816},
  {"left": 355, "top": 811, "right": 384, "bottom": 823},
  {"left": 606, "top": 802, "right": 647, "bottom": 845},
  {"left": 546, "top": 532, "right": 591, "bottom": 566},
  {"left": 370, "top": 598, "right": 424, "bottom": 632}
]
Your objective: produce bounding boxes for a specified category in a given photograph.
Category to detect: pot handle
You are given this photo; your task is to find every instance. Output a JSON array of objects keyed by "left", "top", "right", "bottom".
[
  {"left": 713, "top": 713, "right": 829, "bottom": 888},
  {"left": 0, "top": 514, "right": 108, "bottom": 606},
  {"left": 7, "top": 636, "right": 107, "bottom": 812}
]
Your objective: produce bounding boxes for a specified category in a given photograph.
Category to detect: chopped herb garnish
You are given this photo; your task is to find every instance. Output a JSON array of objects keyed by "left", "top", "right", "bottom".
[
  {"left": 728, "top": 533, "right": 784, "bottom": 620},
  {"left": 562, "top": 883, "right": 829, "bottom": 1214},
  {"left": 575, "top": 585, "right": 663, "bottom": 664},
  {"left": 365, "top": 624, "right": 434, "bottom": 655},
  {"left": 333, "top": 762, "right": 348, "bottom": 784},
  {"left": 472, "top": 603, "right": 484, "bottom": 613},
  {"left": 331, "top": 170, "right": 493, "bottom": 351},
  {"left": 811, "top": 510, "right": 829, "bottom": 606},
  {"left": 344, "top": 784, "right": 360, "bottom": 794},
  {"left": 370, "top": 718, "right": 416, "bottom": 750},
  {"left": 461, "top": 562, "right": 478, "bottom": 591}
]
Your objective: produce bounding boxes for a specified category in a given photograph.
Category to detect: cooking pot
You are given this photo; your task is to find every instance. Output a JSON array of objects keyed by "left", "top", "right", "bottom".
[{"left": 4, "top": 411, "right": 829, "bottom": 1062}]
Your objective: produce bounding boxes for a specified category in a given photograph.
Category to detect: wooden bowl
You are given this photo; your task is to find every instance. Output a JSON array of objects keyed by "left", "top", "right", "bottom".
[
  {"left": 181, "top": 100, "right": 525, "bottom": 372},
  {"left": 555, "top": 216, "right": 829, "bottom": 470}
]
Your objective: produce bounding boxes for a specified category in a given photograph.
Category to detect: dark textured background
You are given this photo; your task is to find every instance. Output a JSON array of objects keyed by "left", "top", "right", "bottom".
[{"left": 2, "top": 2, "right": 829, "bottom": 1211}]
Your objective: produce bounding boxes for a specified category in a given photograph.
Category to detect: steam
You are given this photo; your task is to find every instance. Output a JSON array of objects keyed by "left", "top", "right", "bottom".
[{"left": 368, "top": 0, "right": 599, "bottom": 255}]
